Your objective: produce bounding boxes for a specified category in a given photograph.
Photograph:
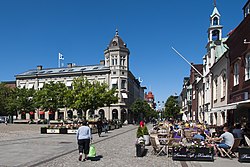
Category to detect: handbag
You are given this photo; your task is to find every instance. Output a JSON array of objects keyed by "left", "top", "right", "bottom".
[{"left": 88, "top": 144, "right": 96, "bottom": 157}]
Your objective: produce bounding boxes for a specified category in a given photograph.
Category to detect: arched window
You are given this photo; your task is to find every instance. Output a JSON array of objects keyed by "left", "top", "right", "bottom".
[
  {"left": 98, "top": 109, "right": 105, "bottom": 119},
  {"left": 112, "top": 109, "right": 118, "bottom": 120},
  {"left": 213, "top": 17, "right": 218, "bottom": 25},
  {"left": 212, "top": 30, "right": 219, "bottom": 41},
  {"left": 67, "top": 110, "right": 73, "bottom": 119}
]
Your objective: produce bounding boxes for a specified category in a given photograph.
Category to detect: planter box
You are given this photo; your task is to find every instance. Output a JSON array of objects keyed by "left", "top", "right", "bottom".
[
  {"left": 238, "top": 147, "right": 250, "bottom": 163},
  {"left": 172, "top": 147, "right": 214, "bottom": 161},
  {"left": 47, "top": 129, "right": 60, "bottom": 134},
  {"left": 41, "top": 127, "right": 47, "bottom": 134},
  {"left": 67, "top": 129, "right": 78, "bottom": 134},
  {"left": 59, "top": 128, "right": 67, "bottom": 134}
]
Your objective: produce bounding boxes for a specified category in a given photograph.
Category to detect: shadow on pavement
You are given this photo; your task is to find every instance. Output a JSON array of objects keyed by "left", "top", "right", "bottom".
[{"left": 88, "top": 155, "right": 103, "bottom": 161}]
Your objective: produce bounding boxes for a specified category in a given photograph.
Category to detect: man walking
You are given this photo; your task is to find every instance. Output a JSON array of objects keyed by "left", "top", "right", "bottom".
[{"left": 76, "top": 121, "right": 92, "bottom": 161}]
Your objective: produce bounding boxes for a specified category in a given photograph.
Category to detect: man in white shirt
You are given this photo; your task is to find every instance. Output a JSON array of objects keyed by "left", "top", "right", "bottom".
[
  {"left": 76, "top": 121, "right": 92, "bottom": 161},
  {"left": 212, "top": 126, "right": 234, "bottom": 157}
]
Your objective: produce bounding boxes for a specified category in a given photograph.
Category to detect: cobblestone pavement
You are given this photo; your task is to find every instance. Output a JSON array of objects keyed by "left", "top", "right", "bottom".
[{"left": 0, "top": 124, "right": 249, "bottom": 167}]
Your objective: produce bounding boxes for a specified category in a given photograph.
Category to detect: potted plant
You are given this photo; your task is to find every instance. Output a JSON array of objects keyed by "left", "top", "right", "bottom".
[
  {"left": 136, "top": 125, "right": 150, "bottom": 145},
  {"left": 136, "top": 126, "right": 144, "bottom": 138},
  {"left": 142, "top": 126, "right": 150, "bottom": 145}
]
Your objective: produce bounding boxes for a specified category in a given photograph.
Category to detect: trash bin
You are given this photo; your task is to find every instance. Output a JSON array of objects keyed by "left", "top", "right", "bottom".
[{"left": 136, "top": 143, "right": 145, "bottom": 157}]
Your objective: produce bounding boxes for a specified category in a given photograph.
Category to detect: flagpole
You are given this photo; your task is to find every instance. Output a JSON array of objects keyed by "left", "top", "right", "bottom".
[
  {"left": 58, "top": 52, "right": 60, "bottom": 68},
  {"left": 171, "top": 46, "right": 203, "bottom": 78}
]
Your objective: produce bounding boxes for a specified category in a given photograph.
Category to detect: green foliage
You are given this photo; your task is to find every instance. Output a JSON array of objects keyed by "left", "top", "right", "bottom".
[
  {"left": 0, "top": 83, "right": 13, "bottom": 115},
  {"left": 130, "top": 99, "right": 156, "bottom": 122},
  {"left": 163, "top": 95, "right": 180, "bottom": 119},
  {"left": 143, "top": 126, "right": 149, "bottom": 135},
  {"left": 70, "top": 77, "right": 118, "bottom": 113},
  {"left": 137, "top": 126, "right": 144, "bottom": 138},
  {"left": 136, "top": 125, "right": 149, "bottom": 137},
  {"left": 33, "top": 82, "right": 68, "bottom": 112}
]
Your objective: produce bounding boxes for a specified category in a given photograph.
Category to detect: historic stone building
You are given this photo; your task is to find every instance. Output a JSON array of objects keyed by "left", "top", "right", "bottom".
[{"left": 15, "top": 30, "right": 145, "bottom": 122}]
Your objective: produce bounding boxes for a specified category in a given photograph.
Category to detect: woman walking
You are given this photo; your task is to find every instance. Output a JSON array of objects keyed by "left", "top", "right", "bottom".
[{"left": 76, "top": 121, "right": 92, "bottom": 161}]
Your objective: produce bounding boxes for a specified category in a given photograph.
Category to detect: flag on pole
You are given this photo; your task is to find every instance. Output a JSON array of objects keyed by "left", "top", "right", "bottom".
[{"left": 59, "top": 53, "right": 64, "bottom": 60}]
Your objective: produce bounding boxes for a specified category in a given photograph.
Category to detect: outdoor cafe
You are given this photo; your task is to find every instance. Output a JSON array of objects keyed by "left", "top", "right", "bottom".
[{"left": 148, "top": 121, "right": 250, "bottom": 162}]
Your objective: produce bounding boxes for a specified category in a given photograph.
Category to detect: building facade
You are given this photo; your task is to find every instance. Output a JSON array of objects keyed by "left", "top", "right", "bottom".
[
  {"left": 15, "top": 30, "right": 145, "bottom": 122},
  {"left": 180, "top": 1, "right": 250, "bottom": 126},
  {"left": 226, "top": 0, "right": 250, "bottom": 126}
]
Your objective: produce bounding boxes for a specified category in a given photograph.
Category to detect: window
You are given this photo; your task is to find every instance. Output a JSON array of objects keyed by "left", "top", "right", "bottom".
[
  {"left": 213, "top": 77, "right": 218, "bottom": 101},
  {"left": 221, "top": 73, "right": 226, "bottom": 98},
  {"left": 234, "top": 63, "right": 239, "bottom": 86},
  {"left": 111, "top": 56, "right": 118, "bottom": 66},
  {"left": 121, "top": 80, "right": 126, "bottom": 89},
  {"left": 245, "top": 54, "right": 250, "bottom": 81},
  {"left": 192, "top": 90, "right": 195, "bottom": 100},
  {"left": 120, "top": 56, "right": 126, "bottom": 66},
  {"left": 244, "top": 2, "right": 250, "bottom": 17},
  {"left": 212, "top": 30, "right": 219, "bottom": 41},
  {"left": 213, "top": 17, "right": 218, "bottom": 25}
]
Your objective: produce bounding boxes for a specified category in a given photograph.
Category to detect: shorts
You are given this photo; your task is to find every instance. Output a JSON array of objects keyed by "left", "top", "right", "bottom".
[{"left": 217, "top": 143, "right": 230, "bottom": 149}]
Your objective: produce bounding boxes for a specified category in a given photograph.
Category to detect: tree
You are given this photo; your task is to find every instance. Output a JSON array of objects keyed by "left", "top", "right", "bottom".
[
  {"left": 0, "top": 83, "right": 12, "bottom": 115},
  {"left": 130, "top": 99, "right": 155, "bottom": 123},
  {"left": 70, "top": 77, "right": 118, "bottom": 119},
  {"left": 14, "top": 88, "right": 36, "bottom": 114},
  {"left": 34, "top": 82, "right": 68, "bottom": 112},
  {"left": 163, "top": 95, "right": 180, "bottom": 119}
]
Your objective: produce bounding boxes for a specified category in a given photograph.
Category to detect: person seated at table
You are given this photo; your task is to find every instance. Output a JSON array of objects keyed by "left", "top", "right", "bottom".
[
  {"left": 172, "top": 129, "right": 182, "bottom": 138},
  {"left": 193, "top": 129, "right": 205, "bottom": 141},
  {"left": 211, "top": 126, "right": 234, "bottom": 157}
]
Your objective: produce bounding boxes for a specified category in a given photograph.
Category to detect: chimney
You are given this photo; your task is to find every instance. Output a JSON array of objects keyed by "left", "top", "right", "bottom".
[
  {"left": 67, "top": 63, "right": 73, "bottom": 68},
  {"left": 37, "top": 65, "right": 43, "bottom": 70},
  {"left": 100, "top": 60, "right": 105, "bottom": 65}
]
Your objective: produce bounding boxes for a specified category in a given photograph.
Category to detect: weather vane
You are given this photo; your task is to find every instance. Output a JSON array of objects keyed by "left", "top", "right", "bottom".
[{"left": 214, "top": 0, "right": 216, "bottom": 7}]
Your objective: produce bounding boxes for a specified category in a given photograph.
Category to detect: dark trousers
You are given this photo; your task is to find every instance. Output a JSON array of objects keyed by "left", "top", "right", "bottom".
[{"left": 78, "top": 139, "right": 90, "bottom": 154}]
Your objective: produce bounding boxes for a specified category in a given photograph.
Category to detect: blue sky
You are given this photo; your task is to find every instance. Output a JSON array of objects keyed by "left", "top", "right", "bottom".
[{"left": 0, "top": 0, "right": 246, "bottom": 104}]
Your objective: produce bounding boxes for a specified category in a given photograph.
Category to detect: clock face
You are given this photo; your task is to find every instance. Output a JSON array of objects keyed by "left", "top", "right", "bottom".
[{"left": 112, "top": 41, "right": 117, "bottom": 46}]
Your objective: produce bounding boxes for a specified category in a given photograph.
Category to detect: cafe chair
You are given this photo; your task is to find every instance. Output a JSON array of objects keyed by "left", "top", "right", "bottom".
[
  {"left": 150, "top": 137, "right": 165, "bottom": 156},
  {"left": 220, "top": 138, "right": 241, "bottom": 159},
  {"left": 244, "top": 135, "right": 250, "bottom": 147}
]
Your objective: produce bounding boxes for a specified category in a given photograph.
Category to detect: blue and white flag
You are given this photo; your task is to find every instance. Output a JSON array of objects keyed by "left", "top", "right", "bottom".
[{"left": 59, "top": 52, "right": 64, "bottom": 60}]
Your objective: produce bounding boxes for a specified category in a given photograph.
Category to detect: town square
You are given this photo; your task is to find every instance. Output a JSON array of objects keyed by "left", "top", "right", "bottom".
[{"left": 0, "top": 0, "right": 250, "bottom": 166}]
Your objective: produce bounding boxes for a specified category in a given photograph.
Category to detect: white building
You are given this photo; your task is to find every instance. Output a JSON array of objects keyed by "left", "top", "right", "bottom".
[
  {"left": 201, "top": 5, "right": 228, "bottom": 125},
  {"left": 15, "top": 30, "right": 145, "bottom": 122}
]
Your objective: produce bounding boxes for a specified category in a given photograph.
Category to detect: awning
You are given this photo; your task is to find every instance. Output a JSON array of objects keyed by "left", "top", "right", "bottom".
[
  {"left": 29, "top": 111, "right": 34, "bottom": 115},
  {"left": 121, "top": 93, "right": 128, "bottom": 98},
  {"left": 28, "top": 83, "right": 34, "bottom": 89},
  {"left": 39, "top": 111, "right": 45, "bottom": 115},
  {"left": 38, "top": 82, "right": 44, "bottom": 89},
  {"left": 111, "top": 78, "right": 118, "bottom": 84},
  {"left": 211, "top": 104, "right": 237, "bottom": 112}
]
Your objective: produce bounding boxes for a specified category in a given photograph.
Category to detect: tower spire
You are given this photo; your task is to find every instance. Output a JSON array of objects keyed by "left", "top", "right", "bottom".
[{"left": 115, "top": 28, "right": 119, "bottom": 36}]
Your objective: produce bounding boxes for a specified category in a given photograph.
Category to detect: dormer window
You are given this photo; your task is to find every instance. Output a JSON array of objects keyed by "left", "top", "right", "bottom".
[
  {"left": 213, "top": 17, "right": 218, "bottom": 25},
  {"left": 244, "top": 1, "right": 250, "bottom": 17}
]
